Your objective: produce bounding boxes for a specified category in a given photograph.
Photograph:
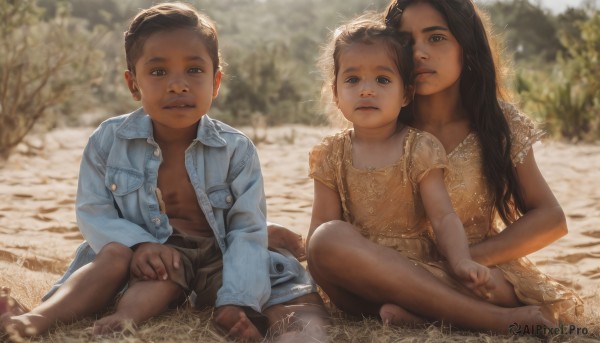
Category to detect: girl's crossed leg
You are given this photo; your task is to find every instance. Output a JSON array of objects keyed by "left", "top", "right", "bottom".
[{"left": 307, "top": 220, "right": 556, "bottom": 334}]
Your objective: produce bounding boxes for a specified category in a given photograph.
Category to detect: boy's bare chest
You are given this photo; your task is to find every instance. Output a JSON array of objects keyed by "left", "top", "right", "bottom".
[{"left": 156, "top": 152, "right": 212, "bottom": 237}]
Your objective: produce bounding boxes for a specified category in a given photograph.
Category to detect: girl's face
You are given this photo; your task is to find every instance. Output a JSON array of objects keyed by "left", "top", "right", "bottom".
[
  {"left": 334, "top": 41, "right": 409, "bottom": 131},
  {"left": 398, "top": 2, "right": 463, "bottom": 97}
]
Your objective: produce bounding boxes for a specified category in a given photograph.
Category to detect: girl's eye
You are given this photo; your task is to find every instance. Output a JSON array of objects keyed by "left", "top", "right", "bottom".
[
  {"left": 188, "top": 67, "right": 203, "bottom": 74},
  {"left": 345, "top": 76, "right": 359, "bottom": 84},
  {"left": 430, "top": 34, "right": 446, "bottom": 43},
  {"left": 376, "top": 76, "right": 391, "bottom": 84},
  {"left": 150, "top": 69, "right": 166, "bottom": 76}
]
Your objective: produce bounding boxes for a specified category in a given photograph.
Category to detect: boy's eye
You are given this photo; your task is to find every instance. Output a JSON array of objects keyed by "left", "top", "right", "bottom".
[
  {"left": 345, "top": 76, "right": 359, "bottom": 84},
  {"left": 188, "top": 67, "right": 203, "bottom": 74},
  {"left": 150, "top": 69, "right": 166, "bottom": 76},
  {"left": 376, "top": 76, "right": 391, "bottom": 84}
]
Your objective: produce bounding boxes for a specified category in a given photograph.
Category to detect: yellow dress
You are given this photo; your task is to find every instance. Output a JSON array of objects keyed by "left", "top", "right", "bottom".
[{"left": 308, "top": 104, "right": 583, "bottom": 323}]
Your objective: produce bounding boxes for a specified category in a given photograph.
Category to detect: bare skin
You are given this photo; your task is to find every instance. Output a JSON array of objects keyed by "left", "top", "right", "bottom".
[
  {"left": 307, "top": 221, "right": 556, "bottom": 333},
  {"left": 0, "top": 243, "right": 132, "bottom": 341}
]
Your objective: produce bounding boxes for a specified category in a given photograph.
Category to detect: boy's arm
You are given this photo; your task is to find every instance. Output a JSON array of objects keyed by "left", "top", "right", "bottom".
[
  {"left": 306, "top": 180, "right": 343, "bottom": 247},
  {"left": 77, "top": 134, "right": 160, "bottom": 253},
  {"left": 216, "top": 141, "right": 270, "bottom": 313}
]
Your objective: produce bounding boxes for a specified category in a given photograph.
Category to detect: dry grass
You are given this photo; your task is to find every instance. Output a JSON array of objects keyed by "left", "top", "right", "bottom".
[{"left": 2, "top": 264, "right": 599, "bottom": 343}]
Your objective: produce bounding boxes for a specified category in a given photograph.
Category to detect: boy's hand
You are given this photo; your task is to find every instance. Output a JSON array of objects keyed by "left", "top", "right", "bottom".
[
  {"left": 452, "top": 258, "right": 495, "bottom": 299},
  {"left": 267, "top": 222, "right": 306, "bottom": 261},
  {"left": 214, "top": 305, "right": 263, "bottom": 341},
  {"left": 131, "top": 242, "right": 180, "bottom": 281}
]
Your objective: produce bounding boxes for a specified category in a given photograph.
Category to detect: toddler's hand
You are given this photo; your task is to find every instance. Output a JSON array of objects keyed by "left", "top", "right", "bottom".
[
  {"left": 452, "top": 258, "right": 495, "bottom": 299},
  {"left": 131, "top": 242, "right": 180, "bottom": 281}
]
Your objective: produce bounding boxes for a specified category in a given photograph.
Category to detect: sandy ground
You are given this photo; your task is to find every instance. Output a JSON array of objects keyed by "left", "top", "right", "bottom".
[{"left": 0, "top": 124, "right": 599, "bottom": 340}]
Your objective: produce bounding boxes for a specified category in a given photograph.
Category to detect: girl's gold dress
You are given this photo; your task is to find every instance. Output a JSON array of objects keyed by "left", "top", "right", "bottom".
[{"left": 308, "top": 104, "right": 583, "bottom": 323}]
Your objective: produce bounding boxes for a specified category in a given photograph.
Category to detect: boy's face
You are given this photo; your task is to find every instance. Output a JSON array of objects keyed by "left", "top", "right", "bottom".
[{"left": 125, "top": 28, "right": 221, "bottom": 131}]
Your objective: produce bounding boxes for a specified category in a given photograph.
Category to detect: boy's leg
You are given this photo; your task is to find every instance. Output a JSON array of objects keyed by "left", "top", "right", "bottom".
[
  {"left": 1, "top": 243, "right": 132, "bottom": 339},
  {"left": 262, "top": 292, "right": 329, "bottom": 342},
  {"left": 92, "top": 279, "right": 184, "bottom": 335}
]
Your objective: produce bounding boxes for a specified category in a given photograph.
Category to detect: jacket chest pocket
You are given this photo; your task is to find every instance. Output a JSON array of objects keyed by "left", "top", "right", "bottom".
[
  {"left": 207, "top": 184, "right": 234, "bottom": 209},
  {"left": 105, "top": 167, "right": 143, "bottom": 196}
]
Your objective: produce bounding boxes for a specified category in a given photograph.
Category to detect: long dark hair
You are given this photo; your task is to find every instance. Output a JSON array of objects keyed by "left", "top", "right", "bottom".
[{"left": 385, "top": 0, "right": 526, "bottom": 225}]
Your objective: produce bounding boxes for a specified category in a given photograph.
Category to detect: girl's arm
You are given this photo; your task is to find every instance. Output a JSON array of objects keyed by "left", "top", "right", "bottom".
[
  {"left": 420, "top": 168, "right": 473, "bottom": 269},
  {"left": 421, "top": 168, "right": 493, "bottom": 296},
  {"left": 470, "top": 150, "right": 567, "bottom": 267},
  {"left": 306, "top": 180, "right": 343, "bottom": 247}
]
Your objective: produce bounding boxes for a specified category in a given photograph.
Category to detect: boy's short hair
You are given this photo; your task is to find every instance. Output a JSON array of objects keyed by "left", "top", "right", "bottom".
[{"left": 124, "top": 2, "right": 220, "bottom": 75}]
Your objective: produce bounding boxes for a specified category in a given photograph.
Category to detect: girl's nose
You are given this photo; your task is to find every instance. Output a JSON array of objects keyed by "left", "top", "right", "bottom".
[
  {"left": 360, "top": 84, "right": 375, "bottom": 97},
  {"left": 413, "top": 42, "right": 429, "bottom": 61}
]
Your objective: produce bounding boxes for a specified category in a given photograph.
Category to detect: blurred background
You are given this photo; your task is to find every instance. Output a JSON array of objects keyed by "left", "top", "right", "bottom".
[{"left": 1, "top": 0, "right": 599, "bottom": 160}]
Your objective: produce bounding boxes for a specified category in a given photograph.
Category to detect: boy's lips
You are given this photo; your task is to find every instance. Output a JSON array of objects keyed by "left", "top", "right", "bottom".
[{"left": 163, "top": 99, "right": 195, "bottom": 109}]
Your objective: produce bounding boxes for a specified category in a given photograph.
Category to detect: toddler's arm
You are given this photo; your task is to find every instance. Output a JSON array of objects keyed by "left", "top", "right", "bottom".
[
  {"left": 306, "top": 180, "right": 343, "bottom": 246},
  {"left": 420, "top": 168, "right": 495, "bottom": 297}
]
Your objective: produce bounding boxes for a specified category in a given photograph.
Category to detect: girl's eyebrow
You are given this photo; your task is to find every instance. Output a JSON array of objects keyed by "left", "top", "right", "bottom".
[{"left": 422, "top": 25, "right": 449, "bottom": 33}]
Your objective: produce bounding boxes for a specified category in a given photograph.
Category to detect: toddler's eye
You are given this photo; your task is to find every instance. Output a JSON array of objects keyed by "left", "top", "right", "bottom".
[
  {"left": 345, "top": 76, "right": 359, "bottom": 84},
  {"left": 377, "top": 76, "right": 391, "bottom": 84},
  {"left": 188, "top": 67, "right": 203, "bottom": 74}
]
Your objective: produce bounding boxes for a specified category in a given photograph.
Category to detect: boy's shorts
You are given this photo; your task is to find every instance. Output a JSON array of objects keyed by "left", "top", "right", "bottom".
[{"left": 163, "top": 234, "right": 223, "bottom": 308}]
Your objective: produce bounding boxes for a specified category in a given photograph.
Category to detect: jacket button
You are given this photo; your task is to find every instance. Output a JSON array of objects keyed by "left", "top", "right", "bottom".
[
  {"left": 152, "top": 217, "right": 161, "bottom": 225},
  {"left": 110, "top": 183, "right": 117, "bottom": 191},
  {"left": 275, "top": 263, "right": 285, "bottom": 273},
  {"left": 225, "top": 195, "right": 233, "bottom": 204}
]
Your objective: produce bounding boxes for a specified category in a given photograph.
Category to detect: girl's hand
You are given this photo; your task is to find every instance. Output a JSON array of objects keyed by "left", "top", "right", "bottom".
[
  {"left": 267, "top": 222, "right": 306, "bottom": 261},
  {"left": 452, "top": 258, "right": 495, "bottom": 299},
  {"left": 131, "top": 242, "right": 180, "bottom": 281}
]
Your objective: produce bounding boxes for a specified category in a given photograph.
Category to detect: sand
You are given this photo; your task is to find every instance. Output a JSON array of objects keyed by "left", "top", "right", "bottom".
[{"left": 0, "top": 124, "right": 598, "bottom": 341}]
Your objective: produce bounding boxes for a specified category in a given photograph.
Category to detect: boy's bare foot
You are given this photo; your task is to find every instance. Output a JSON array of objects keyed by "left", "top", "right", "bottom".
[
  {"left": 0, "top": 288, "right": 28, "bottom": 317},
  {"left": 379, "top": 303, "right": 425, "bottom": 327},
  {"left": 92, "top": 313, "right": 136, "bottom": 336},
  {"left": 1, "top": 314, "right": 50, "bottom": 342},
  {"left": 214, "top": 305, "right": 263, "bottom": 340}
]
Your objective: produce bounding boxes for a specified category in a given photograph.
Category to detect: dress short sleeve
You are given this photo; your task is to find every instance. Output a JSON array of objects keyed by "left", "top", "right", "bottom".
[
  {"left": 308, "top": 133, "right": 342, "bottom": 191},
  {"left": 500, "top": 102, "right": 545, "bottom": 166},
  {"left": 408, "top": 131, "right": 449, "bottom": 185}
]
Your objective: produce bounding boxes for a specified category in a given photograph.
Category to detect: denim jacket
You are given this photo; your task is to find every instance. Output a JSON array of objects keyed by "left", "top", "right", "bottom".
[{"left": 44, "top": 109, "right": 314, "bottom": 311}]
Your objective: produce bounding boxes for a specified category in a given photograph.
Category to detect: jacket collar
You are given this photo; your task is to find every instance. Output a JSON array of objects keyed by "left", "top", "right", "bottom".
[{"left": 115, "top": 108, "right": 227, "bottom": 147}]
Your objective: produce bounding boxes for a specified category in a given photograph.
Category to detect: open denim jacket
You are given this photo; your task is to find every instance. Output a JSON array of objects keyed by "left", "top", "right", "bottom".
[{"left": 44, "top": 109, "right": 314, "bottom": 311}]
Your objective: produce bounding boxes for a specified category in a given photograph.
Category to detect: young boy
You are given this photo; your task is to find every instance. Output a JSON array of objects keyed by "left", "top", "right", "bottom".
[{"left": 1, "top": 2, "right": 323, "bottom": 341}]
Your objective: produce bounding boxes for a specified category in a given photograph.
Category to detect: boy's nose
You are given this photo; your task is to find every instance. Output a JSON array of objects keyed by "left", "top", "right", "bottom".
[{"left": 168, "top": 76, "right": 189, "bottom": 93}]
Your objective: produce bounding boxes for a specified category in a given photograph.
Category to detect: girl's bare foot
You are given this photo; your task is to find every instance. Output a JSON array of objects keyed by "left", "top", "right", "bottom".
[
  {"left": 379, "top": 303, "right": 425, "bottom": 327},
  {"left": 92, "top": 313, "right": 136, "bottom": 336},
  {"left": 502, "top": 305, "right": 557, "bottom": 335}
]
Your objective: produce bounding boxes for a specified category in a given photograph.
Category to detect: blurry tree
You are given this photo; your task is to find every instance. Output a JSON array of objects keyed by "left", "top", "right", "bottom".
[
  {"left": 518, "top": 10, "right": 600, "bottom": 140},
  {"left": 0, "top": 0, "right": 105, "bottom": 159},
  {"left": 484, "top": 0, "right": 562, "bottom": 61}
]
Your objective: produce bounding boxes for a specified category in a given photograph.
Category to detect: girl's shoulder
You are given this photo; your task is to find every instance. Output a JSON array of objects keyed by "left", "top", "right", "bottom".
[
  {"left": 404, "top": 126, "right": 446, "bottom": 154},
  {"left": 310, "top": 129, "right": 351, "bottom": 155},
  {"left": 498, "top": 101, "right": 545, "bottom": 165}
]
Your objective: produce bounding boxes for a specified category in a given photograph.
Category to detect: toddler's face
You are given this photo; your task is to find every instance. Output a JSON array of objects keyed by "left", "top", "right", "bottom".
[
  {"left": 334, "top": 41, "right": 408, "bottom": 130},
  {"left": 126, "top": 28, "right": 221, "bottom": 132}
]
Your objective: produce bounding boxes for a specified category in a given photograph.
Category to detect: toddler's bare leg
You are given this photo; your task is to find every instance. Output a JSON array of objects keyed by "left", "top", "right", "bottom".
[
  {"left": 93, "top": 279, "right": 184, "bottom": 335},
  {"left": 1, "top": 243, "right": 131, "bottom": 340},
  {"left": 307, "top": 221, "right": 556, "bottom": 333}
]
